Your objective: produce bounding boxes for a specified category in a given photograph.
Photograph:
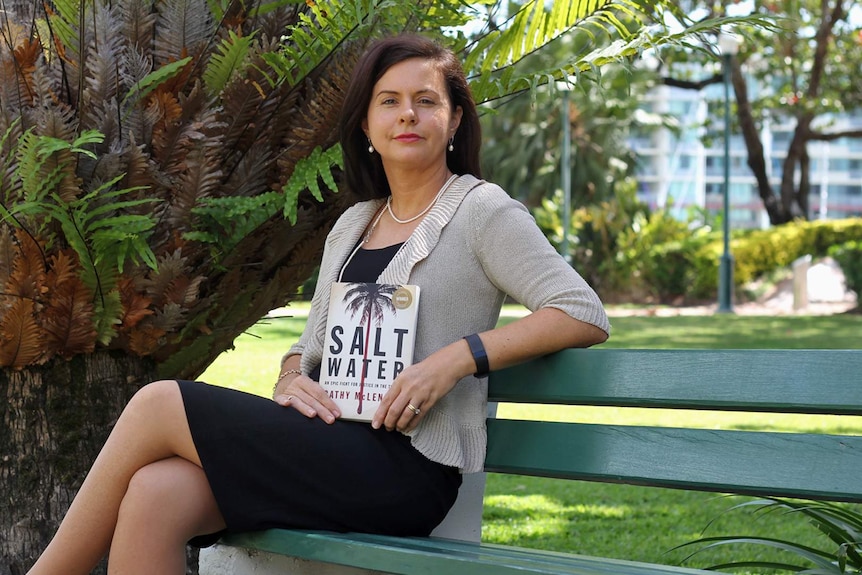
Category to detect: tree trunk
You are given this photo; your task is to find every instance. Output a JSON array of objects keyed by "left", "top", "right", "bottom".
[
  {"left": 0, "top": 351, "right": 155, "bottom": 575},
  {"left": 730, "top": 61, "right": 790, "bottom": 225}
]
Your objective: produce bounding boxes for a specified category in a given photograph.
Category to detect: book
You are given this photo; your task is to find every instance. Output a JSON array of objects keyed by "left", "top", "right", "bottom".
[{"left": 319, "top": 282, "right": 420, "bottom": 422}]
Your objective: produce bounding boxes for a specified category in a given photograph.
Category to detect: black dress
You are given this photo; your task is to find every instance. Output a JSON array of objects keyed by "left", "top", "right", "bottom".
[{"left": 181, "top": 243, "right": 462, "bottom": 546}]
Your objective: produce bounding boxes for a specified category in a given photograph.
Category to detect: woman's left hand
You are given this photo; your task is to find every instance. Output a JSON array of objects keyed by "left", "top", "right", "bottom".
[
  {"left": 372, "top": 341, "right": 473, "bottom": 432},
  {"left": 371, "top": 358, "right": 454, "bottom": 433}
]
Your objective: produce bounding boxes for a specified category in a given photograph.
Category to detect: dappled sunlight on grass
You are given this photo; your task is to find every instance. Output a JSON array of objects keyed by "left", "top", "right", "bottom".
[
  {"left": 485, "top": 493, "right": 628, "bottom": 519},
  {"left": 483, "top": 492, "right": 629, "bottom": 548}
]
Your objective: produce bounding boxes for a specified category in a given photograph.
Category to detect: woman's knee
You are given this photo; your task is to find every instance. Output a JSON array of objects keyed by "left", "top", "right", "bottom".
[
  {"left": 119, "top": 459, "right": 224, "bottom": 535},
  {"left": 121, "top": 380, "right": 182, "bottom": 422}
]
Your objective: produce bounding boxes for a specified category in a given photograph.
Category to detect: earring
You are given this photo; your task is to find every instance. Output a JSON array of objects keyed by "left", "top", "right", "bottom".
[
  {"left": 447, "top": 137, "right": 454, "bottom": 152},
  {"left": 367, "top": 139, "right": 375, "bottom": 153}
]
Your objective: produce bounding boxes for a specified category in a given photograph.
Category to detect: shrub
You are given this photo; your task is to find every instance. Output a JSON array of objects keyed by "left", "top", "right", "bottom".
[
  {"left": 673, "top": 218, "right": 862, "bottom": 303},
  {"left": 829, "top": 241, "right": 862, "bottom": 297}
]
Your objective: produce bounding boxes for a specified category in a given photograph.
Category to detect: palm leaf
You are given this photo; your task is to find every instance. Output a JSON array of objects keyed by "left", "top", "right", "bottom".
[{"left": 677, "top": 497, "right": 862, "bottom": 574}]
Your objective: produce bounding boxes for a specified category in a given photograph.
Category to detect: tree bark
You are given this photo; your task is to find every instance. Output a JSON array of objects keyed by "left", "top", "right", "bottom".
[{"left": 0, "top": 351, "right": 155, "bottom": 575}]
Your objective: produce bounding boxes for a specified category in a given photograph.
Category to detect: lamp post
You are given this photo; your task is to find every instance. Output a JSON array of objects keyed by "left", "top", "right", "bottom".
[
  {"left": 560, "top": 87, "right": 572, "bottom": 265},
  {"left": 717, "top": 32, "right": 741, "bottom": 313}
]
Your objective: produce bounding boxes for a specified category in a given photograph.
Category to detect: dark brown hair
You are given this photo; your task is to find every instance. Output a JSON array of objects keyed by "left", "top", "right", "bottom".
[{"left": 339, "top": 34, "right": 482, "bottom": 199}]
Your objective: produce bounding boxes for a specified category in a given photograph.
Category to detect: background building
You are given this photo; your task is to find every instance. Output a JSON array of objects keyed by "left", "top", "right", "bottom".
[{"left": 631, "top": 82, "right": 862, "bottom": 229}]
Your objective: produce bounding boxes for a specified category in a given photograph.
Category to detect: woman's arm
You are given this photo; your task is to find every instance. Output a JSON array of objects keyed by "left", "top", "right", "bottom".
[{"left": 372, "top": 307, "right": 606, "bottom": 433}]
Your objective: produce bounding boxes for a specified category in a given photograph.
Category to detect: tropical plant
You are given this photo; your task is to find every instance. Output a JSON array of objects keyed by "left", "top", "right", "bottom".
[
  {"left": 0, "top": 0, "right": 739, "bottom": 571},
  {"left": 480, "top": 43, "right": 666, "bottom": 210},
  {"left": 678, "top": 497, "right": 862, "bottom": 573}
]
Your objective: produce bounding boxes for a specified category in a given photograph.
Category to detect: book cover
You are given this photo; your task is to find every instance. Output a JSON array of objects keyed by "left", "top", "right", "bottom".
[{"left": 319, "top": 282, "right": 420, "bottom": 422}]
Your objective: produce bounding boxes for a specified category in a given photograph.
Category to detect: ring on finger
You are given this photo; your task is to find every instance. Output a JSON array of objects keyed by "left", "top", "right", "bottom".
[{"left": 406, "top": 403, "right": 420, "bottom": 415}]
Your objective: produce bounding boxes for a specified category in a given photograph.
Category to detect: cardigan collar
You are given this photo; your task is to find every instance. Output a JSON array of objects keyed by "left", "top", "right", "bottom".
[
  {"left": 380, "top": 174, "right": 483, "bottom": 285},
  {"left": 332, "top": 174, "right": 484, "bottom": 286}
]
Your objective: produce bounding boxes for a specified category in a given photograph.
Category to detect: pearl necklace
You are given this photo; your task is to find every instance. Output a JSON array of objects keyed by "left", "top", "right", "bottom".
[{"left": 386, "top": 174, "right": 458, "bottom": 224}]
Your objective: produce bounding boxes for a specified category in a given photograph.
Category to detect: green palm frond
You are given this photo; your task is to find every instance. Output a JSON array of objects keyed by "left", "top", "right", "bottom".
[
  {"left": 464, "top": 1, "right": 773, "bottom": 104},
  {"left": 677, "top": 497, "right": 862, "bottom": 574}
]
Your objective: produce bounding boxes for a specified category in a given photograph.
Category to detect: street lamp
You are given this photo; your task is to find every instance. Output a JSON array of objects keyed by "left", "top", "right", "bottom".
[
  {"left": 555, "top": 80, "right": 575, "bottom": 265},
  {"left": 717, "top": 32, "right": 741, "bottom": 313},
  {"left": 560, "top": 86, "right": 572, "bottom": 265}
]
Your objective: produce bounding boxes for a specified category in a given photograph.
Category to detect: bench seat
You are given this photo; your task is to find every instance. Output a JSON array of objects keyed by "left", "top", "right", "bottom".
[
  {"left": 201, "top": 348, "right": 862, "bottom": 575},
  {"left": 218, "top": 530, "right": 716, "bottom": 574}
]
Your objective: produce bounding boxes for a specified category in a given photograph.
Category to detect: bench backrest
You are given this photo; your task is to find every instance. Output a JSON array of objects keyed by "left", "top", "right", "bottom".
[{"left": 485, "top": 349, "right": 862, "bottom": 502}]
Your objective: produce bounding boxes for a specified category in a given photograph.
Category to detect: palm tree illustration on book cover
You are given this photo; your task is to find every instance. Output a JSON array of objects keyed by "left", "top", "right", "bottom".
[{"left": 320, "top": 282, "right": 420, "bottom": 421}]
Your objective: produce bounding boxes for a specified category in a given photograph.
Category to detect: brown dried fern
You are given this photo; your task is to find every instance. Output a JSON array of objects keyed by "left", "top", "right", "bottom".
[
  {"left": 0, "top": 298, "right": 43, "bottom": 368},
  {"left": 40, "top": 251, "right": 97, "bottom": 359}
]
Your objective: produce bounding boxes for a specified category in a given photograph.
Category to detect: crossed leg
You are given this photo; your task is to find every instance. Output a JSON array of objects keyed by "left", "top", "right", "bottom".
[{"left": 27, "top": 380, "right": 226, "bottom": 575}]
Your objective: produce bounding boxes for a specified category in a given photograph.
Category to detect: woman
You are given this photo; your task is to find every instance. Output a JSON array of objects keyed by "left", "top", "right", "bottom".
[{"left": 28, "top": 34, "right": 609, "bottom": 575}]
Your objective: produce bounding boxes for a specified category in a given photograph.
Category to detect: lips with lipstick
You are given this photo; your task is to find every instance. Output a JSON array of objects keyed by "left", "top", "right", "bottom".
[{"left": 394, "top": 133, "right": 422, "bottom": 143}]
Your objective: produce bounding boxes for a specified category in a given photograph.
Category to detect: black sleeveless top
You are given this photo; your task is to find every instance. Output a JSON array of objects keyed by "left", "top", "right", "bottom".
[{"left": 340, "top": 242, "right": 404, "bottom": 282}]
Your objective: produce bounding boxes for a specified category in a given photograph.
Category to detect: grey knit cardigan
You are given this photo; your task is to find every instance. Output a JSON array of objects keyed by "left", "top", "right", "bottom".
[{"left": 286, "top": 175, "right": 610, "bottom": 473}]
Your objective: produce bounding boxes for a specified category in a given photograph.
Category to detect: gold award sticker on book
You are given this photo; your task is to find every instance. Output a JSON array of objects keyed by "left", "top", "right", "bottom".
[{"left": 392, "top": 286, "right": 414, "bottom": 310}]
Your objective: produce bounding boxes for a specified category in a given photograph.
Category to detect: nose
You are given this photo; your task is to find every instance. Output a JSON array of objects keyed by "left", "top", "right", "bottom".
[{"left": 399, "top": 106, "right": 416, "bottom": 124}]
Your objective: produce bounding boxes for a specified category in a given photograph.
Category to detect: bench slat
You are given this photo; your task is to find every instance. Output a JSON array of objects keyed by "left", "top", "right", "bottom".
[
  {"left": 489, "top": 349, "right": 862, "bottom": 414},
  {"left": 220, "top": 529, "right": 714, "bottom": 575},
  {"left": 485, "top": 419, "right": 862, "bottom": 502}
]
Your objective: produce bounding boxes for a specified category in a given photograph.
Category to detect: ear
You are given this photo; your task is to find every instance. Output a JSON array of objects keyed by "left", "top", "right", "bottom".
[
  {"left": 449, "top": 106, "right": 463, "bottom": 137},
  {"left": 361, "top": 118, "right": 369, "bottom": 134}
]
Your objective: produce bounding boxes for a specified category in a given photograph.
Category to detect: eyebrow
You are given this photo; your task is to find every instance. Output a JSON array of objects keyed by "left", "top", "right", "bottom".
[{"left": 374, "top": 88, "right": 439, "bottom": 98}]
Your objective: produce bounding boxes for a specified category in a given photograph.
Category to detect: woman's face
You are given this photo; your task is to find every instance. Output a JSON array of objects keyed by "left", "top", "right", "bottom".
[{"left": 363, "top": 58, "right": 462, "bottom": 174}]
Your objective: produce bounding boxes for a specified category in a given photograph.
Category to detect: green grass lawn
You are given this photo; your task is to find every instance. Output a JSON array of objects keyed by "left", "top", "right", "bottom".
[{"left": 201, "top": 304, "right": 862, "bottom": 573}]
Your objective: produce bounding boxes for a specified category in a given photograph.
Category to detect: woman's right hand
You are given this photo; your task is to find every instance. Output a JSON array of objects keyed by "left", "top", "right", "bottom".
[{"left": 274, "top": 374, "right": 341, "bottom": 424}]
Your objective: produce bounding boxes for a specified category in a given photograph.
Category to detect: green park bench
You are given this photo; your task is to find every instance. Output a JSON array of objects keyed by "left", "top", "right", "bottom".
[{"left": 199, "top": 348, "right": 862, "bottom": 574}]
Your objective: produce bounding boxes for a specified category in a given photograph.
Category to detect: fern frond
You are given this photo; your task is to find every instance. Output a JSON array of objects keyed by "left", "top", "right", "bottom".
[
  {"left": 121, "top": 0, "right": 158, "bottom": 54},
  {"left": 123, "top": 57, "right": 193, "bottom": 109},
  {"left": 118, "top": 276, "right": 154, "bottom": 329},
  {"left": 261, "top": 0, "right": 369, "bottom": 88},
  {"left": 41, "top": 250, "right": 97, "bottom": 359},
  {"left": 153, "top": 0, "right": 214, "bottom": 65},
  {"left": 80, "top": 2, "right": 126, "bottom": 130},
  {"left": 46, "top": 0, "right": 85, "bottom": 65},
  {"left": 0, "top": 120, "right": 25, "bottom": 206},
  {"left": 203, "top": 29, "right": 256, "bottom": 97},
  {"left": 281, "top": 144, "right": 342, "bottom": 224},
  {"left": 169, "top": 146, "right": 224, "bottom": 229},
  {"left": 92, "top": 288, "right": 123, "bottom": 345},
  {"left": 0, "top": 227, "right": 14, "bottom": 288},
  {"left": 0, "top": 299, "right": 44, "bottom": 368}
]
